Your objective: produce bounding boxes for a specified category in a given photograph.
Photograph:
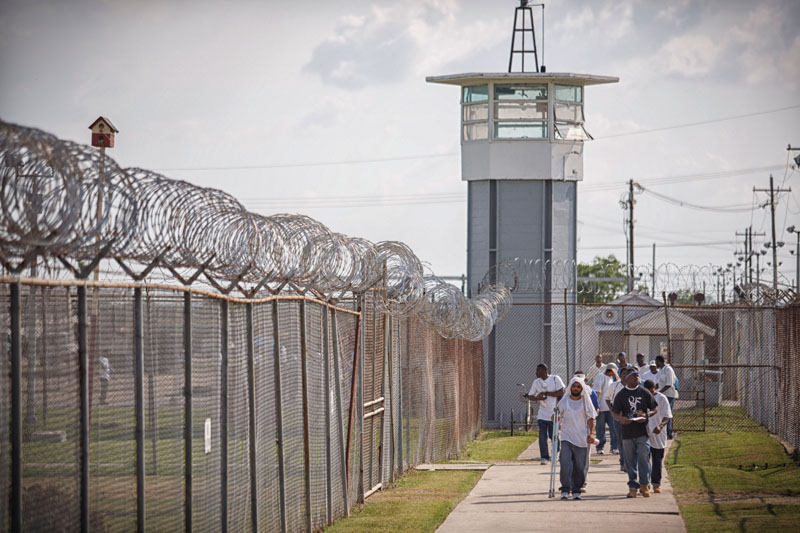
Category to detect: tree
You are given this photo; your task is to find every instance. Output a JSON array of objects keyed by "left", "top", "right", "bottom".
[{"left": 577, "top": 255, "right": 627, "bottom": 304}]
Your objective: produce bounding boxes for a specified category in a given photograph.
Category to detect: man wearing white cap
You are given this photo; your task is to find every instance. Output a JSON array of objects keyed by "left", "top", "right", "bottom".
[
  {"left": 641, "top": 361, "right": 658, "bottom": 386},
  {"left": 556, "top": 376, "right": 597, "bottom": 500},
  {"left": 594, "top": 363, "right": 618, "bottom": 455}
]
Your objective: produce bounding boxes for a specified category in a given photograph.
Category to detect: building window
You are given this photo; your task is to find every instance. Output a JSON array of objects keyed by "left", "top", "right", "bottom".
[
  {"left": 493, "top": 84, "right": 548, "bottom": 139},
  {"left": 554, "top": 84, "right": 591, "bottom": 141},
  {"left": 462, "top": 85, "right": 489, "bottom": 141}
]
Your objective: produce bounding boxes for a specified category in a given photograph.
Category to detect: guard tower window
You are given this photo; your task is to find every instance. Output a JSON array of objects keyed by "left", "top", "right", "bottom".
[
  {"left": 553, "top": 84, "right": 592, "bottom": 141},
  {"left": 462, "top": 85, "right": 489, "bottom": 141},
  {"left": 493, "top": 84, "right": 548, "bottom": 139}
]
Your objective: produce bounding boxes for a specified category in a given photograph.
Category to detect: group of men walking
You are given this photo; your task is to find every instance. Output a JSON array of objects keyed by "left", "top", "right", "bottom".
[{"left": 525, "top": 352, "right": 676, "bottom": 500}]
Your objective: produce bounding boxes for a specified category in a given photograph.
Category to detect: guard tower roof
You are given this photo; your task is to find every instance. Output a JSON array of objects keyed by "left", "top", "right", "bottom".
[{"left": 426, "top": 72, "right": 618, "bottom": 86}]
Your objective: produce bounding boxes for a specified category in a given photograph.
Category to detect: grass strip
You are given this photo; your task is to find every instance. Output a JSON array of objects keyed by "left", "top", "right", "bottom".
[
  {"left": 326, "top": 429, "right": 537, "bottom": 531},
  {"left": 666, "top": 412, "right": 800, "bottom": 532},
  {"left": 457, "top": 429, "right": 538, "bottom": 462}
]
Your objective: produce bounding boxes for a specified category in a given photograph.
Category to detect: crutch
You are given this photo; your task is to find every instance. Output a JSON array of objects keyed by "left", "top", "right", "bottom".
[{"left": 548, "top": 412, "right": 561, "bottom": 498}]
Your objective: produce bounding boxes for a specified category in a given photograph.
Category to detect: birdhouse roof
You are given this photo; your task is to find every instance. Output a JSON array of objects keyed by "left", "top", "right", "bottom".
[{"left": 88, "top": 116, "right": 118, "bottom": 133}]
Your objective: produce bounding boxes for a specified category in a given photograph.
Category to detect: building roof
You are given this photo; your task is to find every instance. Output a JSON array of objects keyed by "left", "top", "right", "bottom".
[
  {"left": 88, "top": 116, "right": 118, "bottom": 133},
  {"left": 426, "top": 72, "right": 619, "bottom": 87},
  {"left": 628, "top": 309, "right": 716, "bottom": 337}
]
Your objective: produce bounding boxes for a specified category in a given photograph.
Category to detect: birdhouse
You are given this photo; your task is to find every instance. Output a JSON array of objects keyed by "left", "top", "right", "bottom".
[{"left": 88, "top": 116, "right": 118, "bottom": 148}]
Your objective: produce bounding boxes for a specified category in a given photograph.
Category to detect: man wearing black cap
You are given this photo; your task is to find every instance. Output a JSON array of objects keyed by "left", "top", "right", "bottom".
[{"left": 612, "top": 368, "right": 657, "bottom": 498}]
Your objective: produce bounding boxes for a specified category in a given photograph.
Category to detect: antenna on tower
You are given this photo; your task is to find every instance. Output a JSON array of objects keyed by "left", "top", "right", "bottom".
[{"left": 508, "top": 1, "right": 545, "bottom": 73}]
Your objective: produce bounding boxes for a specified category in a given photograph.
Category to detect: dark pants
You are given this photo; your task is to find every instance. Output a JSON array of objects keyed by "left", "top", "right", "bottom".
[
  {"left": 537, "top": 419, "right": 553, "bottom": 460},
  {"left": 559, "top": 441, "right": 587, "bottom": 495},
  {"left": 623, "top": 436, "right": 651, "bottom": 489},
  {"left": 666, "top": 397, "right": 675, "bottom": 438},
  {"left": 651, "top": 447, "right": 665, "bottom": 486},
  {"left": 613, "top": 420, "right": 625, "bottom": 466},
  {"left": 596, "top": 411, "right": 617, "bottom": 452},
  {"left": 100, "top": 379, "right": 109, "bottom": 404}
]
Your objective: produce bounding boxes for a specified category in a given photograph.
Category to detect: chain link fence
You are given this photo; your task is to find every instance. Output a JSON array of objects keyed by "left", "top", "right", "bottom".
[
  {"left": 491, "top": 293, "right": 798, "bottom": 448},
  {"left": 1, "top": 280, "right": 482, "bottom": 532}
]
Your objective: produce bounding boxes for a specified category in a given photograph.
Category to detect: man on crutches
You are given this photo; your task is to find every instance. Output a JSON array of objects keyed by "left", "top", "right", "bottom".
[{"left": 552, "top": 376, "right": 597, "bottom": 500}]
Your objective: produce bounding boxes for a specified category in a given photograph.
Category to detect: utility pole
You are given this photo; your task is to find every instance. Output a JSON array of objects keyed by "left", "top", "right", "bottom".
[
  {"left": 651, "top": 243, "right": 656, "bottom": 297},
  {"left": 627, "top": 179, "right": 635, "bottom": 292},
  {"left": 754, "top": 175, "right": 791, "bottom": 291},
  {"left": 736, "top": 226, "right": 765, "bottom": 286}
]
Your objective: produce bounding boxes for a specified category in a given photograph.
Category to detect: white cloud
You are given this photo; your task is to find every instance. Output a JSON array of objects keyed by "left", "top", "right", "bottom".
[{"left": 658, "top": 34, "right": 723, "bottom": 77}]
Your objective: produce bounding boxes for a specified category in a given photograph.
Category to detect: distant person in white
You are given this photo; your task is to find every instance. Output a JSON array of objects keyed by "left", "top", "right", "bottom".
[
  {"left": 556, "top": 376, "right": 596, "bottom": 500},
  {"left": 525, "top": 363, "right": 565, "bottom": 465},
  {"left": 98, "top": 356, "right": 111, "bottom": 404},
  {"left": 655, "top": 355, "right": 678, "bottom": 439},
  {"left": 641, "top": 360, "right": 658, "bottom": 385},
  {"left": 636, "top": 353, "right": 649, "bottom": 375},
  {"left": 644, "top": 379, "right": 672, "bottom": 494},
  {"left": 594, "top": 363, "right": 618, "bottom": 455},
  {"left": 585, "top": 353, "right": 606, "bottom": 387}
]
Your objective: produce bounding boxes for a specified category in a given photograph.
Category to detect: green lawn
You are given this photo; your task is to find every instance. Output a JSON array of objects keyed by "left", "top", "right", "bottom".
[
  {"left": 457, "top": 429, "right": 538, "bottom": 462},
  {"left": 325, "top": 428, "right": 536, "bottom": 532},
  {"left": 666, "top": 415, "right": 800, "bottom": 532}
]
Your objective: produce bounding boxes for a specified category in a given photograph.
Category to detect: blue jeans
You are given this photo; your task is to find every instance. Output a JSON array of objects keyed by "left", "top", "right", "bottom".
[
  {"left": 559, "top": 441, "right": 587, "bottom": 494},
  {"left": 537, "top": 419, "right": 554, "bottom": 460},
  {"left": 651, "top": 447, "right": 665, "bottom": 486},
  {"left": 596, "top": 411, "right": 617, "bottom": 452},
  {"left": 613, "top": 420, "right": 625, "bottom": 466},
  {"left": 666, "top": 397, "right": 675, "bottom": 438},
  {"left": 623, "top": 435, "right": 651, "bottom": 489}
]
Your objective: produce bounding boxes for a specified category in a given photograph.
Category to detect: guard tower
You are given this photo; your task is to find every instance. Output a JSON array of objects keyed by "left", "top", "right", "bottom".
[{"left": 426, "top": 3, "right": 617, "bottom": 427}]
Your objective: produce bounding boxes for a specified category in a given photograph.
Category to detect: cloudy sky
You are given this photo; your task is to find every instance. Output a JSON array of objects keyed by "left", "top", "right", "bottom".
[{"left": 1, "top": 0, "right": 798, "bottom": 287}]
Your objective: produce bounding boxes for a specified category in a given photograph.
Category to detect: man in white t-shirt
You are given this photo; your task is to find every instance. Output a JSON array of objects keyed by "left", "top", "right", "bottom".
[
  {"left": 556, "top": 376, "right": 597, "bottom": 500},
  {"left": 525, "top": 363, "right": 565, "bottom": 465},
  {"left": 641, "top": 360, "right": 658, "bottom": 386},
  {"left": 644, "top": 379, "right": 672, "bottom": 493},
  {"left": 594, "top": 363, "right": 618, "bottom": 455},
  {"left": 584, "top": 354, "right": 606, "bottom": 387},
  {"left": 636, "top": 353, "right": 649, "bottom": 375},
  {"left": 655, "top": 355, "right": 678, "bottom": 439}
]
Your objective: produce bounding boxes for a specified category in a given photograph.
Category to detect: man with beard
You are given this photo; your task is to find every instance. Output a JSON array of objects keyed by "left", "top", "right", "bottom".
[
  {"left": 612, "top": 369, "right": 657, "bottom": 498},
  {"left": 556, "top": 376, "right": 597, "bottom": 500},
  {"left": 525, "top": 364, "right": 565, "bottom": 465}
]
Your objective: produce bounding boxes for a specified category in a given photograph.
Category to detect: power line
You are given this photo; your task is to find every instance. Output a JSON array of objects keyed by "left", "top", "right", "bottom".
[
  {"left": 580, "top": 240, "right": 735, "bottom": 250},
  {"left": 637, "top": 186, "right": 754, "bottom": 212},
  {"left": 594, "top": 104, "right": 800, "bottom": 140},
  {"left": 149, "top": 105, "right": 799, "bottom": 172}
]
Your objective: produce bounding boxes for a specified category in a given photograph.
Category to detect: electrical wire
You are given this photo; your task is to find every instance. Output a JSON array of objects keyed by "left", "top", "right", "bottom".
[{"left": 637, "top": 186, "right": 755, "bottom": 213}]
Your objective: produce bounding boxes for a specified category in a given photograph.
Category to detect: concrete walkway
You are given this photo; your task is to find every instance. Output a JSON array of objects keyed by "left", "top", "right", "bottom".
[{"left": 436, "top": 439, "right": 686, "bottom": 532}]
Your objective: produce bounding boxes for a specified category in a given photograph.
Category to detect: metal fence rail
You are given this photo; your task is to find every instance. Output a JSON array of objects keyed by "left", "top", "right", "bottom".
[{"left": 1, "top": 279, "right": 482, "bottom": 532}]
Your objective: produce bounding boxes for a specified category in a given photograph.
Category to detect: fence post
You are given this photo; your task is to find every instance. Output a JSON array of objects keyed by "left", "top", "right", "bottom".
[
  {"left": 77, "top": 284, "right": 90, "bottom": 533},
  {"left": 184, "top": 292, "right": 193, "bottom": 532},
  {"left": 41, "top": 287, "right": 48, "bottom": 426},
  {"left": 322, "top": 305, "right": 333, "bottom": 524},
  {"left": 330, "top": 309, "right": 349, "bottom": 516},
  {"left": 272, "top": 299, "right": 288, "bottom": 532},
  {"left": 564, "top": 288, "right": 570, "bottom": 379},
  {"left": 344, "top": 300, "right": 362, "bottom": 503},
  {"left": 10, "top": 282, "right": 22, "bottom": 533},
  {"left": 299, "top": 299, "right": 313, "bottom": 532},
  {"left": 387, "top": 315, "right": 395, "bottom": 481},
  {"left": 397, "top": 318, "right": 404, "bottom": 474},
  {"left": 662, "top": 292, "right": 672, "bottom": 362},
  {"left": 368, "top": 299, "right": 376, "bottom": 492},
  {"left": 134, "top": 287, "right": 145, "bottom": 533},
  {"left": 358, "top": 295, "right": 366, "bottom": 502},
  {"left": 245, "top": 303, "right": 258, "bottom": 532},
  {"left": 220, "top": 300, "right": 229, "bottom": 533}
]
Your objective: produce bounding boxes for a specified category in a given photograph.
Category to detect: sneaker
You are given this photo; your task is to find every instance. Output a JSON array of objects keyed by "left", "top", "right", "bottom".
[
  {"left": 611, "top": 449, "right": 619, "bottom": 455},
  {"left": 596, "top": 450, "right": 605, "bottom": 455},
  {"left": 653, "top": 485, "right": 661, "bottom": 494},
  {"left": 572, "top": 493, "right": 582, "bottom": 500},
  {"left": 640, "top": 486, "right": 651, "bottom": 497},
  {"left": 561, "top": 491, "right": 569, "bottom": 500},
  {"left": 626, "top": 489, "right": 637, "bottom": 498},
  {"left": 540, "top": 458, "right": 549, "bottom": 465}
]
